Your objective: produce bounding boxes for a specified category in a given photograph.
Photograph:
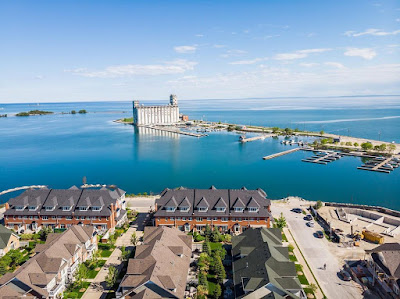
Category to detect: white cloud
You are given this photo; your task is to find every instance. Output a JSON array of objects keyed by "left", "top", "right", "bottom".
[
  {"left": 274, "top": 48, "right": 331, "bottom": 60},
  {"left": 34, "top": 75, "right": 45, "bottom": 80},
  {"left": 213, "top": 44, "right": 226, "bottom": 48},
  {"left": 344, "top": 48, "right": 377, "bottom": 60},
  {"left": 397, "top": 18, "right": 400, "bottom": 22},
  {"left": 174, "top": 45, "right": 197, "bottom": 53},
  {"left": 229, "top": 58, "right": 268, "bottom": 65},
  {"left": 344, "top": 28, "right": 400, "bottom": 37},
  {"left": 220, "top": 49, "right": 247, "bottom": 58},
  {"left": 65, "top": 59, "right": 197, "bottom": 78},
  {"left": 299, "top": 63, "right": 320, "bottom": 67},
  {"left": 195, "top": 34, "right": 204, "bottom": 37},
  {"left": 324, "top": 62, "right": 346, "bottom": 69}
]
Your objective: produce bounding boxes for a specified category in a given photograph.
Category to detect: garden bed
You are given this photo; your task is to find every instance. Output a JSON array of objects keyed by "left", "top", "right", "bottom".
[{"left": 63, "top": 281, "right": 91, "bottom": 298}]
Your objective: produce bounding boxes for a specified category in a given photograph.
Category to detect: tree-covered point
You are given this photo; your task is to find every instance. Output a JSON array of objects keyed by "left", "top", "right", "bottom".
[
  {"left": 78, "top": 109, "right": 87, "bottom": 114},
  {"left": 16, "top": 110, "right": 53, "bottom": 116}
]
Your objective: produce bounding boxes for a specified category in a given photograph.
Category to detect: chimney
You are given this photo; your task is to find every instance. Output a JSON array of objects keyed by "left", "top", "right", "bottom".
[{"left": 5, "top": 203, "right": 9, "bottom": 210}]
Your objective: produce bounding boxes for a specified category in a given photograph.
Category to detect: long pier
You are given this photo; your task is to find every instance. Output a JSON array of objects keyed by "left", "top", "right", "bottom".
[
  {"left": 302, "top": 151, "right": 342, "bottom": 165},
  {"left": 240, "top": 134, "right": 275, "bottom": 143},
  {"left": 144, "top": 125, "right": 207, "bottom": 137},
  {"left": 263, "top": 148, "right": 301, "bottom": 160},
  {"left": 0, "top": 185, "right": 47, "bottom": 196}
]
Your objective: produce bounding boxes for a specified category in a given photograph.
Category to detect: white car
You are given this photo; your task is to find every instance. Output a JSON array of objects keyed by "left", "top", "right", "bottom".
[{"left": 307, "top": 221, "right": 315, "bottom": 227}]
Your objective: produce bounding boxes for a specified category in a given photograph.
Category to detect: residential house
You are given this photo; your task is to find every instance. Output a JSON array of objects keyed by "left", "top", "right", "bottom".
[
  {"left": 0, "top": 225, "right": 97, "bottom": 298},
  {"left": 117, "top": 226, "right": 192, "bottom": 298},
  {"left": 0, "top": 224, "right": 20, "bottom": 256},
  {"left": 4, "top": 186, "right": 127, "bottom": 233},
  {"left": 154, "top": 186, "right": 271, "bottom": 233},
  {"left": 365, "top": 243, "right": 400, "bottom": 298},
  {"left": 232, "top": 228, "right": 306, "bottom": 299}
]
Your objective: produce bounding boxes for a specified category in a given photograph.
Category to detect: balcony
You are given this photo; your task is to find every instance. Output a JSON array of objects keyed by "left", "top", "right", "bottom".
[
  {"left": 49, "top": 283, "right": 64, "bottom": 297},
  {"left": 86, "top": 243, "right": 97, "bottom": 252},
  {"left": 68, "top": 260, "right": 80, "bottom": 274}
]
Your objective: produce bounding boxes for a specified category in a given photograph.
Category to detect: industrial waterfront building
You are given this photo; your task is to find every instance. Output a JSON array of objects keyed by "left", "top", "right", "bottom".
[
  {"left": 154, "top": 186, "right": 271, "bottom": 233},
  {"left": 4, "top": 186, "right": 127, "bottom": 233},
  {"left": 132, "top": 94, "right": 180, "bottom": 126}
]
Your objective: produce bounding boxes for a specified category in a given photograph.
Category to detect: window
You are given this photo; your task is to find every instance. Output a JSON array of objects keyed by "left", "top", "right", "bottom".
[
  {"left": 79, "top": 206, "right": 88, "bottom": 211},
  {"left": 250, "top": 218, "right": 255, "bottom": 221},
  {"left": 238, "top": 218, "right": 242, "bottom": 221},
  {"left": 34, "top": 216, "right": 39, "bottom": 219},
  {"left": 91, "top": 216, "right": 97, "bottom": 220},
  {"left": 62, "top": 206, "right": 71, "bottom": 211},
  {"left": 57, "top": 216, "right": 62, "bottom": 219},
  {"left": 170, "top": 217, "right": 175, "bottom": 221},
  {"left": 66, "top": 216, "right": 72, "bottom": 220},
  {"left": 177, "top": 217, "right": 181, "bottom": 221},
  {"left": 18, "top": 216, "right": 22, "bottom": 219},
  {"left": 249, "top": 207, "right": 259, "bottom": 212},
  {"left": 180, "top": 207, "right": 189, "bottom": 212},
  {"left": 92, "top": 206, "right": 102, "bottom": 211},
  {"left": 234, "top": 207, "right": 244, "bottom": 212},
  {"left": 165, "top": 207, "right": 176, "bottom": 212},
  {"left": 207, "top": 217, "right": 211, "bottom": 221},
  {"left": 28, "top": 206, "right": 37, "bottom": 211},
  {"left": 216, "top": 207, "right": 226, "bottom": 212},
  {"left": 23, "top": 216, "right": 27, "bottom": 219},
  {"left": 29, "top": 216, "right": 33, "bottom": 220},
  {"left": 60, "top": 224, "right": 65, "bottom": 229},
  {"left": 16, "top": 206, "right": 25, "bottom": 211},
  {"left": 86, "top": 216, "right": 91, "bottom": 220},
  {"left": 188, "top": 217, "right": 192, "bottom": 221},
  {"left": 42, "top": 216, "right": 48, "bottom": 220},
  {"left": 221, "top": 217, "right": 228, "bottom": 222},
  {"left": 52, "top": 216, "right": 57, "bottom": 220},
  {"left": 198, "top": 207, "right": 208, "bottom": 212},
  {"left": 196, "top": 217, "right": 203, "bottom": 221},
  {"left": 182, "top": 217, "right": 186, "bottom": 221},
  {"left": 45, "top": 206, "right": 54, "bottom": 211},
  {"left": 213, "top": 217, "right": 218, "bottom": 221}
]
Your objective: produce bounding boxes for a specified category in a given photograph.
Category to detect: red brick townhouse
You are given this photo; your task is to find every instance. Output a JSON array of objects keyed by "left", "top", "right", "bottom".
[
  {"left": 4, "top": 186, "right": 127, "bottom": 233},
  {"left": 154, "top": 186, "right": 271, "bottom": 234}
]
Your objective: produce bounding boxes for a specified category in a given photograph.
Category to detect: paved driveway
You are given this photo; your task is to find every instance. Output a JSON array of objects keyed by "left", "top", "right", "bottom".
[{"left": 273, "top": 203, "right": 363, "bottom": 299}]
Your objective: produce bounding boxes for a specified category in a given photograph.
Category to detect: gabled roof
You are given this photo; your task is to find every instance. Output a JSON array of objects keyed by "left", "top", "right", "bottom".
[
  {"left": 0, "top": 225, "right": 16, "bottom": 249},
  {"left": 214, "top": 197, "right": 227, "bottom": 209},
  {"left": 247, "top": 197, "right": 260, "bottom": 208},
  {"left": 178, "top": 197, "right": 190, "bottom": 208},
  {"left": 158, "top": 275, "right": 176, "bottom": 290},
  {"left": 209, "top": 185, "right": 217, "bottom": 190},
  {"left": 196, "top": 197, "right": 209, "bottom": 208},
  {"left": 164, "top": 196, "right": 178, "bottom": 208},
  {"left": 232, "top": 197, "right": 246, "bottom": 209}
]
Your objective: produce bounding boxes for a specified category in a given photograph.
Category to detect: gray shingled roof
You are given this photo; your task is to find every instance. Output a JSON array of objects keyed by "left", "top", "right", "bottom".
[
  {"left": 0, "top": 225, "right": 16, "bottom": 250},
  {"left": 232, "top": 228, "right": 302, "bottom": 299}
]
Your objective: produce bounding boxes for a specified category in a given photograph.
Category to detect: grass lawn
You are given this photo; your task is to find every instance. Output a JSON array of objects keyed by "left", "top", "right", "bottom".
[
  {"left": 209, "top": 242, "right": 222, "bottom": 251},
  {"left": 86, "top": 260, "right": 106, "bottom": 279},
  {"left": 295, "top": 263, "right": 309, "bottom": 284},
  {"left": 289, "top": 254, "right": 297, "bottom": 262},
  {"left": 63, "top": 281, "right": 91, "bottom": 299},
  {"left": 100, "top": 249, "right": 113, "bottom": 258}
]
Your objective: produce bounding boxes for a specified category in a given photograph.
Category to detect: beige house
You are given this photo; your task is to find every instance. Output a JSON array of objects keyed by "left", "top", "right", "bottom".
[
  {"left": 0, "top": 225, "right": 97, "bottom": 298},
  {"left": 0, "top": 224, "right": 20, "bottom": 256}
]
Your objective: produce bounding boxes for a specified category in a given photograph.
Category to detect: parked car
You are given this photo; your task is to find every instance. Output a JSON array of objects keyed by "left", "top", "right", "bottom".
[
  {"left": 315, "top": 231, "right": 324, "bottom": 238},
  {"left": 291, "top": 208, "right": 302, "bottom": 213},
  {"left": 307, "top": 221, "right": 315, "bottom": 227},
  {"left": 338, "top": 269, "right": 352, "bottom": 281},
  {"left": 305, "top": 214, "right": 312, "bottom": 221}
]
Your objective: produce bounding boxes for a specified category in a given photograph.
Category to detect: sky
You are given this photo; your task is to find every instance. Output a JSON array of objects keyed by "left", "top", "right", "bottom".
[{"left": 0, "top": 0, "right": 400, "bottom": 103}]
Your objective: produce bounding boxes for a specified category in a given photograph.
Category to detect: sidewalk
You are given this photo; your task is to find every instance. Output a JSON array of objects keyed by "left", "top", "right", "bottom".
[
  {"left": 82, "top": 227, "right": 138, "bottom": 299},
  {"left": 283, "top": 227, "right": 324, "bottom": 299}
]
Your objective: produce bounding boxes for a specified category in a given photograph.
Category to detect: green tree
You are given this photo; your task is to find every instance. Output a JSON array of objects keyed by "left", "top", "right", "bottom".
[
  {"left": 131, "top": 232, "right": 138, "bottom": 246},
  {"left": 105, "top": 265, "right": 118, "bottom": 288},
  {"left": 379, "top": 144, "right": 387, "bottom": 152},
  {"left": 204, "top": 224, "right": 212, "bottom": 240},
  {"left": 0, "top": 262, "right": 7, "bottom": 275},
  {"left": 284, "top": 128, "right": 293, "bottom": 135},
  {"left": 202, "top": 240, "right": 211, "bottom": 256},
  {"left": 315, "top": 200, "right": 323, "bottom": 210},
  {"left": 320, "top": 130, "right": 324, "bottom": 135},
  {"left": 197, "top": 284, "right": 208, "bottom": 298},
  {"left": 78, "top": 109, "right": 87, "bottom": 114},
  {"left": 388, "top": 144, "right": 396, "bottom": 154},
  {"left": 211, "top": 229, "right": 222, "bottom": 242},
  {"left": 272, "top": 127, "right": 280, "bottom": 134},
  {"left": 74, "top": 264, "right": 88, "bottom": 288},
  {"left": 121, "top": 246, "right": 130, "bottom": 262},
  {"left": 8, "top": 250, "right": 24, "bottom": 267},
  {"left": 361, "top": 142, "right": 373, "bottom": 151},
  {"left": 354, "top": 142, "right": 359, "bottom": 147},
  {"left": 309, "top": 283, "right": 318, "bottom": 294},
  {"left": 109, "top": 234, "right": 116, "bottom": 246},
  {"left": 71, "top": 110, "right": 76, "bottom": 114},
  {"left": 275, "top": 213, "right": 287, "bottom": 228},
  {"left": 223, "top": 234, "right": 231, "bottom": 243},
  {"left": 212, "top": 284, "right": 222, "bottom": 299},
  {"left": 214, "top": 256, "right": 226, "bottom": 284},
  {"left": 40, "top": 226, "right": 52, "bottom": 241}
]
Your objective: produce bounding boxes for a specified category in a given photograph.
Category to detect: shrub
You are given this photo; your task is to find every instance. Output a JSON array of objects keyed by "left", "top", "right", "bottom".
[
  {"left": 71, "top": 110, "right": 76, "bottom": 114},
  {"left": 315, "top": 200, "right": 323, "bottom": 209},
  {"left": 20, "top": 234, "right": 34, "bottom": 240},
  {"left": 78, "top": 109, "right": 87, "bottom": 114}
]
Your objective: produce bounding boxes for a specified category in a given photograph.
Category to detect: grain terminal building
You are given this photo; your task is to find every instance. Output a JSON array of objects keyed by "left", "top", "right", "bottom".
[
  {"left": 133, "top": 94, "right": 180, "bottom": 126},
  {"left": 154, "top": 187, "right": 272, "bottom": 233}
]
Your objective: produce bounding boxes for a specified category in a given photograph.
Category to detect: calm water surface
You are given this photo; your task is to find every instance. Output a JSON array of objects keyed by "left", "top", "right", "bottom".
[{"left": 0, "top": 97, "right": 399, "bottom": 210}]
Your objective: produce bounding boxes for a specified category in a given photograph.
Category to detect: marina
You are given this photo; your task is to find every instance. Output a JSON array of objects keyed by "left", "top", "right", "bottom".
[
  {"left": 358, "top": 156, "right": 400, "bottom": 174},
  {"left": 262, "top": 147, "right": 302, "bottom": 160},
  {"left": 302, "top": 151, "right": 343, "bottom": 165}
]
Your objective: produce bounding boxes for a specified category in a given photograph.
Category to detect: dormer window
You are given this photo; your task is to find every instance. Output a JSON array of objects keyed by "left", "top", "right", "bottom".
[
  {"left": 165, "top": 207, "right": 176, "bottom": 212},
  {"left": 16, "top": 206, "right": 25, "bottom": 211},
  {"left": 92, "top": 206, "right": 102, "bottom": 211},
  {"left": 216, "top": 207, "right": 226, "bottom": 212},
  {"left": 235, "top": 207, "right": 244, "bottom": 212},
  {"left": 198, "top": 207, "right": 208, "bottom": 212},
  {"left": 62, "top": 206, "right": 72, "bottom": 211},
  {"left": 180, "top": 207, "right": 189, "bottom": 212},
  {"left": 79, "top": 206, "right": 88, "bottom": 211},
  {"left": 45, "top": 206, "right": 55, "bottom": 211},
  {"left": 28, "top": 206, "right": 37, "bottom": 211},
  {"left": 249, "top": 207, "right": 259, "bottom": 213}
]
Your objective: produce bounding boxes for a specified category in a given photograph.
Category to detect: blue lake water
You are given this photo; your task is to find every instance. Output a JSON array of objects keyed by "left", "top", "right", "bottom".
[{"left": 0, "top": 96, "right": 399, "bottom": 210}]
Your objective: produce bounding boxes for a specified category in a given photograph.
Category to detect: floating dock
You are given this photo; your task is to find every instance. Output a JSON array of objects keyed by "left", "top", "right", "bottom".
[
  {"left": 358, "top": 156, "right": 399, "bottom": 174},
  {"left": 262, "top": 148, "right": 301, "bottom": 160},
  {"left": 302, "top": 151, "right": 342, "bottom": 165}
]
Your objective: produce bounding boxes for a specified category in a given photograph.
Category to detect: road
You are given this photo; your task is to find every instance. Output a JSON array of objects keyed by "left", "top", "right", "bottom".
[{"left": 273, "top": 200, "right": 363, "bottom": 299}]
